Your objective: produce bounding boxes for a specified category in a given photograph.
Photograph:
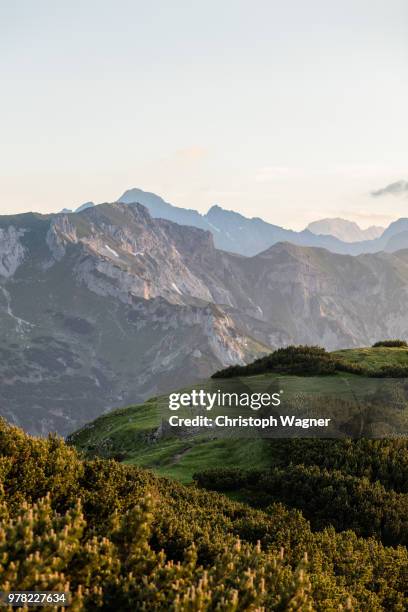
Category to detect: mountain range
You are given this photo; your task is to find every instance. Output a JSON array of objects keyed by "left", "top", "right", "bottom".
[
  {"left": 116, "top": 188, "right": 408, "bottom": 256},
  {"left": 3, "top": 201, "right": 408, "bottom": 436},
  {"left": 64, "top": 187, "right": 408, "bottom": 256}
]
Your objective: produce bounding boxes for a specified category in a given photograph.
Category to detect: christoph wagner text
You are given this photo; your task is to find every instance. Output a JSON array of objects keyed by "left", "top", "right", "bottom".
[
  {"left": 168, "top": 416, "right": 331, "bottom": 428},
  {"left": 168, "top": 390, "right": 282, "bottom": 411}
]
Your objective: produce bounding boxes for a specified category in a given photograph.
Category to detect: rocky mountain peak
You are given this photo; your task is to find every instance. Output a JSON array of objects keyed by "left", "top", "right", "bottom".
[{"left": 307, "top": 218, "right": 385, "bottom": 242}]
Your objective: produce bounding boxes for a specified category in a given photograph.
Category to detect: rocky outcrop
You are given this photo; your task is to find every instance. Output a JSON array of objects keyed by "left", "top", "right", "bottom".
[
  {"left": 46, "top": 216, "right": 78, "bottom": 260},
  {"left": 0, "top": 227, "right": 26, "bottom": 277}
]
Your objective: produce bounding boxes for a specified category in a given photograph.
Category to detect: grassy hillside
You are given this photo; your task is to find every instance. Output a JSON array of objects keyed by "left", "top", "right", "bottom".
[
  {"left": 69, "top": 345, "right": 408, "bottom": 482},
  {"left": 68, "top": 375, "right": 355, "bottom": 482},
  {"left": 70, "top": 399, "right": 273, "bottom": 483}
]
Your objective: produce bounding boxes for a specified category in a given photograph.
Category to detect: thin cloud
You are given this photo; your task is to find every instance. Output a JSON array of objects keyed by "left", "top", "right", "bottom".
[{"left": 371, "top": 180, "right": 408, "bottom": 198}]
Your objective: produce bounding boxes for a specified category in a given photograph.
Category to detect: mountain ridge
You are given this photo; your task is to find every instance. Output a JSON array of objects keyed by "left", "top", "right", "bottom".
[
  {"left": 117, "top": 187, "right": 408, "bottom": 256},
  {"left": 54, "top": 186, "right": 406, "bottom": 256}
]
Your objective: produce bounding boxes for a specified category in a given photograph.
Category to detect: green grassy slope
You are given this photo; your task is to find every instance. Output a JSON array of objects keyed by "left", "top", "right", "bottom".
[
  {"left": 69, "top": 346, "right": 408, "bottom": 482},
  {"left": 70, "top": 405, "right": 273, "bottom": 483},
  {"left": 332, "top": 346, "right": 408, "bottom": 370}
]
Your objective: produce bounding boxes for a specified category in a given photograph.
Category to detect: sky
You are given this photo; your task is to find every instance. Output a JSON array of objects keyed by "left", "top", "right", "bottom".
[{"left": 1, "top": 0, "right": 407, "bottom": 230}]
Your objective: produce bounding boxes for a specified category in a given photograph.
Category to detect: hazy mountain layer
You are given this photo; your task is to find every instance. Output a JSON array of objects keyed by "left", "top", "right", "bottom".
[
  {"left": 118, "top": 187, "right": 408, "bottom": 256},
  {"left": 307, "top": 218, "right": 384, "bottom": 242}
]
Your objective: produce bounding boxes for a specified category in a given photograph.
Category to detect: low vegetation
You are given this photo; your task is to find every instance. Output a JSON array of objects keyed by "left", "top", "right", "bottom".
[
  {"left": 193, "top": 438, "right": 408, "bottom": 546},
  {"left": 212, "top": 345, "right": 344, "bottom": 378},
  {"left": 373, "top": 340, "right": 408, "bottom": 348},
  {"left": 2, "top": 419, "right": 408, "bottom": 610},
  {"left": 193, "top": 463, "right": 408, "bottom": 546},
  {"left": 212, "top": 344, "right": 408, "bottom": 378}
]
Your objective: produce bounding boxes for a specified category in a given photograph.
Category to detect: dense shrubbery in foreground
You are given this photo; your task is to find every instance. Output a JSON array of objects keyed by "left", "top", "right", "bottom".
[
  {"left": 194, "top": 438, "right": 408, "bottom": 548},
  {"left": 193, "top": 464, "right": 408, "bottom": 546},
  {"left": 1, "top": 420, "right": 408, "bottom": 610},
  {"left": 212, "top": 344, "right": 408, "bottom": 378},
  {"left": 1, "top": 494, "right": 312, "bottom": 611},
  {"left": 265, "top": 438, "right": 408, "bottom": 493}
]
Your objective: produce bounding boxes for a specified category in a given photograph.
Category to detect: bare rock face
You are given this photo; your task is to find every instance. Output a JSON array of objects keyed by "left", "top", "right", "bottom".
[
  {"left": 2, "top": 201, "right": 408, "bottom": 436},
  {"left": 46, "top": 216, "right": 79, "bottom": 260},
  {"left": 0, "top": 227, "right": 26, "bottom": 277},
  {"left": 52, "top": 204, "right": 214, "bottom": 304}
]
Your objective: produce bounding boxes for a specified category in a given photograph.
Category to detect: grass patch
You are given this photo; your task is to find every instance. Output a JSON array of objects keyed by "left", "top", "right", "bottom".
[{"left": 333, "top": 346, "right": 408, "bottom": 371}]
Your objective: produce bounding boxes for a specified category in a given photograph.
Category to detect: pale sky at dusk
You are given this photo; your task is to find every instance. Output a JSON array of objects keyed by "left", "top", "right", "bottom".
[{"left": 1, "top": 0, "right": 407, "bottom": 229}]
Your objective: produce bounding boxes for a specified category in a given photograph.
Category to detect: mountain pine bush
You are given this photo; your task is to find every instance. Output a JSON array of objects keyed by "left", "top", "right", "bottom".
[
  {"left": 212, "top": 344, "right": 408, "bottom": 378},
  {"left": 372, "top": 340, "right": 408, "bottom": 348},
  {"left": 1, "top": 418, "right": 408, "bottom": 610},
  {"left": 194, "top": 464, "right": 408, "bottom": 545}
]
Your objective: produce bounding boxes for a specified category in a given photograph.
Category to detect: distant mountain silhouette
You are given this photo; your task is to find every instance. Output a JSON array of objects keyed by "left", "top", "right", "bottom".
[{"left": 117, "top": 187, "right": 408, "bottom": 257}]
